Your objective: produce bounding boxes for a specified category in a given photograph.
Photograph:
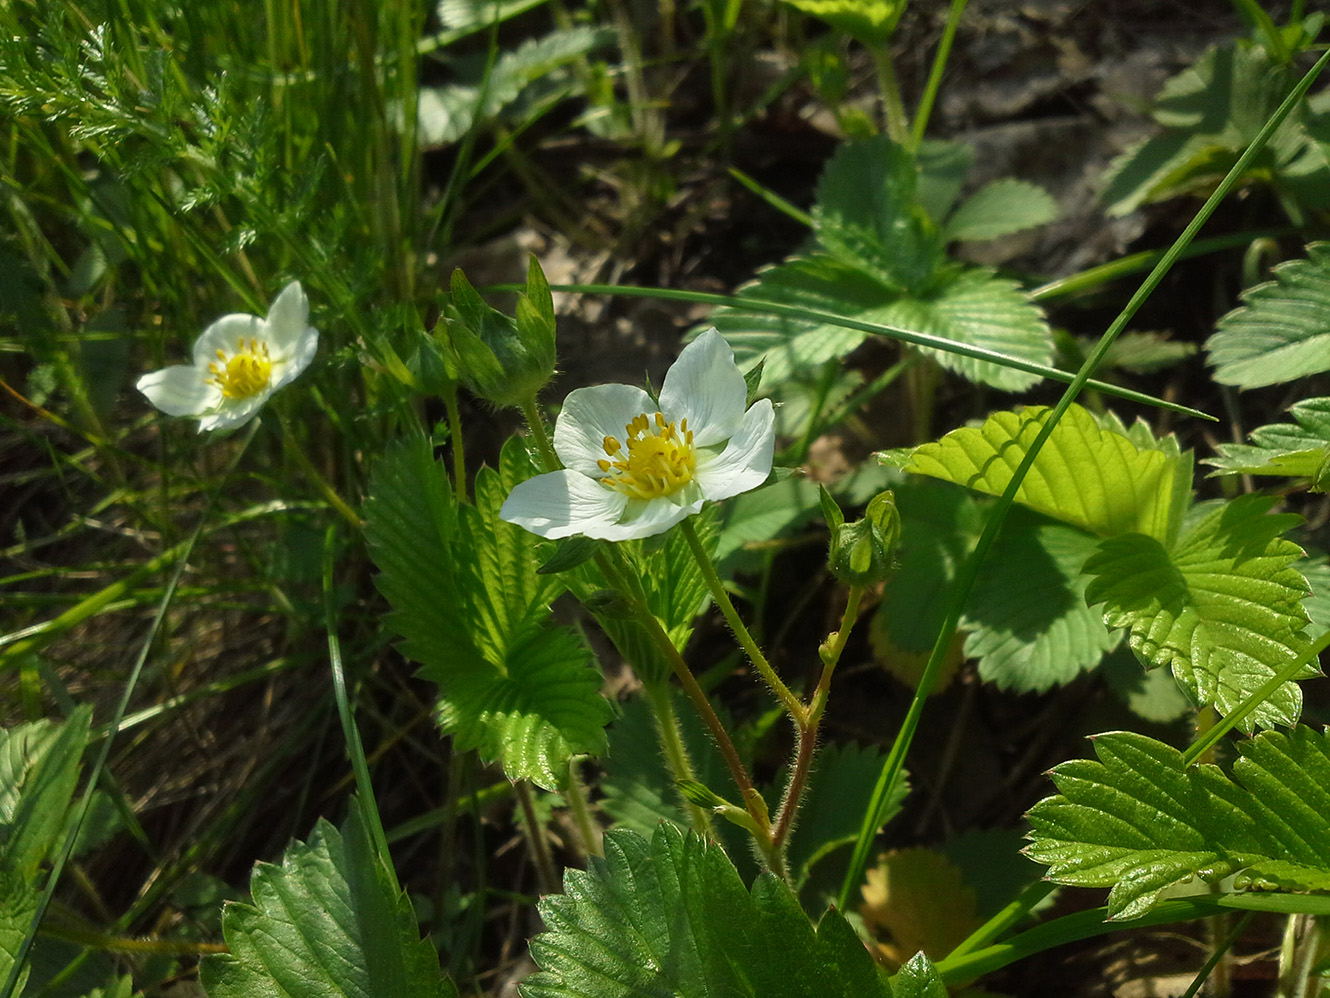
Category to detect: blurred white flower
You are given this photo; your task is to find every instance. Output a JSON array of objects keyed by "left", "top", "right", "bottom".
[
  {"left": 501, "top": 328, "right": 774, "bottom": 541},
  {"left": 137, "top": 281, "right": 318, "bottom": 432}
]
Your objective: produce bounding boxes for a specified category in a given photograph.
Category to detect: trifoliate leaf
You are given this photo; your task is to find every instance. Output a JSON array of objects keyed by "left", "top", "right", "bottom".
[
  {"left": 0, "top": 706, "right": 92, "bottom": 881},
  {"left": 963, "top": 509, "right": 1119, "bottom": 692},
  {"left": 943, "top": 178, "right": 1058, "bottom": 242},
  {"left": 873, "top": 268, "right": 1053, "bottom": 392},
  {"left": 522, "top": 825, "right": 892, "bottom": 998},
  {"left": 861, "top": 849, "right": 979, "bottom": 970},
  {"left": 905, "top": 403, "right": 1190, "bottom": 543},
  {"left": 813, "top": 136, "right": 943, "bottom": 294},
  {"left": 1025, "top": 728, "right": 1330, "bottom": 920},
  {"left": 365, "top": 436, "right": 611, "bottom": 789},
  {"left": 1206, "top": 396, "right": 1330, "bottom": 488},
  {"left": 1207, "top": 245, "right": 1330, "bottom": 388},
  {"left": 1083, "top": 494, "right": 1314, "bottom": 730},
  {"left": 200, "top": 800, "right": 454, "bottom": 998}
]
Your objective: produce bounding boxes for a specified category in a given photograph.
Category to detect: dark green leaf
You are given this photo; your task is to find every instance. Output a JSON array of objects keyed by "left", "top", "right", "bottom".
[
  {"left": 201, "top": 800, "right": 454, "bottom": 998},
  {"left": 963, "top": 509, "right": 1118, "bottom": 692},
  {"left": 1026, "top": 727, "right": 1330, "bottom": 919},
  {"left": 365, "top": 436, "right": 611, "bottom": 789},
  {"left": 522, "top": 825, "right": 892, "bottom": 998},
  {"left": 0, "top": 706, "right": 92, "bottom": 881}
]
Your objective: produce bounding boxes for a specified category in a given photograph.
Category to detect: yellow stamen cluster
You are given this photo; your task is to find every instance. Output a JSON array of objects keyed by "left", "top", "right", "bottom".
[
  {"left": 598, "top": 411, "right": 696, "bottom": 499},
  {"left": 208, "top": 337, "right": 273, "bottom": 400}
]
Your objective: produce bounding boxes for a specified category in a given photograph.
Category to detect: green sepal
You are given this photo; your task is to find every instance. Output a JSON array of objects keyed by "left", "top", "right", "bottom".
[
  {"left": 444, "top": 267, "right": 556, "bottom": 408},
  {"left": 538, "top": 536, "right": 600, "bottom": 575}
]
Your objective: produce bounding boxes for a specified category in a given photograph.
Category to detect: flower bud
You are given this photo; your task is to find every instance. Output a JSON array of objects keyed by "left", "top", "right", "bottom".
[
  {"left": 827, "top": 489, "right": 900, "bottom": 586},
  {"left": 442, "top": 257, "right": 557, "bottom": 408}
]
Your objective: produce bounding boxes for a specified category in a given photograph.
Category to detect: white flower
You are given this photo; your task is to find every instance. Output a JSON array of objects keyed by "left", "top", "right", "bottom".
[
  {"left": 136, "top": 281, "right": 319, "bottom": 432},
  {"left": 501, "top": 328, "right": 775, "bottom": 541}
]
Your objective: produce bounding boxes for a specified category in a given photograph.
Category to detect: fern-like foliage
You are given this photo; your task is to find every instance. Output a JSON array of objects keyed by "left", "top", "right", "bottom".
[
  {"left": 1084, "top": 494, "right": 1315, "bottom": 730},
  {"left": 365, "top": 436, "right": 611, "bottom": 789},
  {"left": 1026, "top": 728, "right": 1330, "bottom": 920}
]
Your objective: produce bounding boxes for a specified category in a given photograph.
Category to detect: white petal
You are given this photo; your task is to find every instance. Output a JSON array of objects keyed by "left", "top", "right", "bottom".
[
  {"left": 590, "top": 493, "right": 704, "bottom": 541},
  {"left": 271, "top": 326, "right": 319, "bottom": 390},
  {"left": 137, "top": 365, "right": 219, "bottom": 417},
  {"left": 193, "top": 313, "right": 263, "bottom": 367},
  {"left": 659, "top": 328, "right": 745, "bottom": 447},
  {"left": 553, "top": 383, "right": 655, "bottom": 476},
  {"left": 501, "top": 470, "right": 628, "bottom": 539},
  {"left": 197, "top": 392, "right": 270, "bottom": 432},
  {"left": 263, "top": 281, "right": 311, "bottom": 355},
  {"left": 695, "top": 399, "right": 775, "bottom": 501}
]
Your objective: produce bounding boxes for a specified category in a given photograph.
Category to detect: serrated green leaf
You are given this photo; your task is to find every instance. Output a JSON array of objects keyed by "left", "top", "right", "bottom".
[
  {"left": 813, "top": 136, "right": 943, "bottom": 293},
  {"left": 711, "top": 255, "right": 898, "bottom": 384},
  {"left": 915, "top": 139, "right": 974, "bottom": 223},
  {"left": 365, "top": 436, "right": 611, "bottom": 789},
  {"left": 943, "top": 178, "right": 1058, "bottom": 242},
  {"left": 522, "top": 825, "right": 892, "bottom": 998},
  {"left": 0, "top": 706, "right": 92, "bottom": 881},
  {"left": 1206, "top": 396, "right": 1330, "bottom": 485},
  {"left": 905, "top": 403, "right": 1188, "bottom": 542},
  {"left": 1026, "top": 728, "right": 1330, "bottom": 919},
  {"left": 201, "top": 800, "right": 453, "bottom": 998},
  {"left": 963, "top": 509, "right": 1118, "bottom": 692},
  {"left": 1206, "top": 245, "right": 1330, "bottom": 388},
  {"left": 0, "top": 873, "right": 36, "bottom": 997},
  {"left": 874, "top": 268, "right": 1052, "bottom": 392},
  {"left": 1101, "top": 41, "right": 1319, "bottom": 216},
  {"left": 1066, "top": 330, "right": 1197, "bottom": 375},
  {"left": 1083, "top": 494, "right": 1314, "bottom": 730}
]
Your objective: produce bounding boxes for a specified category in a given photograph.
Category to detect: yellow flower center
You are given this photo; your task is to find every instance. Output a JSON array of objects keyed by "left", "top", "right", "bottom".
[
  {"left": 208, "top": 338, "right": 273, "bottom": 400},
  {"left": 598, "top": 412, "right": 695, "bottom": 500}
]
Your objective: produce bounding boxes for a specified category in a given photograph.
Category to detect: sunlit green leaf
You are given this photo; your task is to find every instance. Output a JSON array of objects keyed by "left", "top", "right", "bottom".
[
  {"left": 1206, "top": 245, "right": 1330, "bottom": 389},
  {"left": 365, "top": 436, "right": 611, "bottom": 789},
  {"left": 201, "top": 800, "right": 454, "bottom": 998},
  {"left": 873, "top": 268, "right": 1052, "bottom": 392},
  {"left": 1026, "top": 728, "right": 1330, "bottom": 919},
  {"left": 813, "top": 136, "right": 942, "bottom": 293},
  {"left": 780, "top": 0, "right": 904, "bottom": 45},
  {"left": 943, "top": 178, "right": 1058, "bottom": 242},
  {"left": 522, "top": 825, "right": 892, "bottom": 998},
  {"left": 1206, "top": 397, "right": 1330, "bottom": 492},
  {"left": 1083, "top": 494, "right": 1314, "bottom": 730},
  {"left": 904, "top": 403, "right": 1189, "bottom": 543}
]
